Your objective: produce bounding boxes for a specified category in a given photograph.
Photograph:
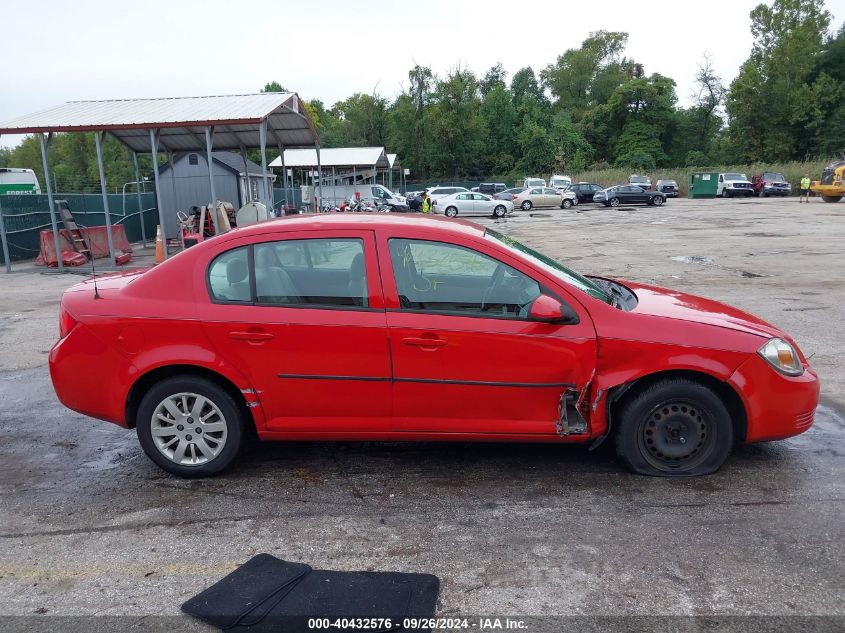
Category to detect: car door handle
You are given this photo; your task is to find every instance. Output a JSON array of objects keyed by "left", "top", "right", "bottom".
[
  {"left": 229, "top": 331, "right": 274, "bottom": 342},
  {"left": 402, "top": 336, "right": 447, "bottom": 348}
]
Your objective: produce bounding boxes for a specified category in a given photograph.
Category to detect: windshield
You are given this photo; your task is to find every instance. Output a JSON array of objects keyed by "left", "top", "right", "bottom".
[
  {"left": 630, "top": 176, "right": 649, "bottom": 183},
  {"left": 763, "top": 172, "right": 785, "bottom": 181},
  {"left": 485, "top": 229, "right": 612, "bottom": 304},
  {"left": 725, "top": 173, "right": 747, "bottom": 180},
  {"left": 526, "top": 179, "right": 544, "bottom": 187}
]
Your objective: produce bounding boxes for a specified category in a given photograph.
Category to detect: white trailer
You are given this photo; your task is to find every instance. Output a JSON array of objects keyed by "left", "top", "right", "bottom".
[{"left": 305, "top": 184, "right": 407, "bottom": 208}]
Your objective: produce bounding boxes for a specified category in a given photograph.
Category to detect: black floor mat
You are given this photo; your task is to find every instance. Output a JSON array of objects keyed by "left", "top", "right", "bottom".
[{"left": 182, "top": 554, "right": 440, "bottom": 632}]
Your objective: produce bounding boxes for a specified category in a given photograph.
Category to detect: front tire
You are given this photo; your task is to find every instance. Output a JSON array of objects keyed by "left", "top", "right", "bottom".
[
  {"left": 609, "top": 197, "right": 620, "bottom": 207},
  {"left": 821, "top": 195, "right": 842, "bottom": 203},
  {"left": 561, "top": 199, "right": 573, "bottom": 209},
  {"left": 136, "top": 376, "right": 245, "bottom": 477},
  {"left": 444, "top": 206, "right": 458, "bottom": 218},
  {"left": 492, "top": 205, "right": 507, "bottom": 218},
  {"left": 722, "top": 188, "right": 731, "bottom": 198},
  {"left": 614, "top": 378, "right": 734, "bottom": 477}
]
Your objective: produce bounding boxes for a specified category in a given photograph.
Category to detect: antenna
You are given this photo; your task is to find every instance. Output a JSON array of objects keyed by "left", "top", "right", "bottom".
[{"left": 91, "top": 242, "right": 101, "bottom": 300}]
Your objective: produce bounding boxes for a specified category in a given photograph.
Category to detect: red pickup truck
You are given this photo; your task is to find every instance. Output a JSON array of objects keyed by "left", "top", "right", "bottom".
[{"left": 751, "top": 172, "right": 792, "bottom": 197}]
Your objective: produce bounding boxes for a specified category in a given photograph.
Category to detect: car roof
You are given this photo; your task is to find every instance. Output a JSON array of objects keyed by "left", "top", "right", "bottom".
[{"left": 218, "top": 213, "right": 487, "bottom": 241}]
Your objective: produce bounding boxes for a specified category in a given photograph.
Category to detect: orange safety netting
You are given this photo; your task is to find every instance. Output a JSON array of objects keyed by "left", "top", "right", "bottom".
[{"left": 36, "top": 225, "right": 133, "bottom": 267}]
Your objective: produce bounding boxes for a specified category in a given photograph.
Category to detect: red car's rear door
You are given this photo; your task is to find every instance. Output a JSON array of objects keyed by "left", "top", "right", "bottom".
[
  {"left": 200, "top": 229, "right": 390, "bottom": 433},
  {"left": 376, "top": 228, "right": 597, "bottom": 435}
]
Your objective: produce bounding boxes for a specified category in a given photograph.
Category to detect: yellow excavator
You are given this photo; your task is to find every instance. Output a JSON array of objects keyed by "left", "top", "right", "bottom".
[{"left": 811, "top": 160, "right": 844, "bottom": 202}]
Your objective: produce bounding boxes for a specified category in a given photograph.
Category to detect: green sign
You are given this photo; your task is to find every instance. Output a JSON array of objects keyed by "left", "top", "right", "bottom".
[{"left": 0, "top": 184, "right": 37, "bottom": 195}]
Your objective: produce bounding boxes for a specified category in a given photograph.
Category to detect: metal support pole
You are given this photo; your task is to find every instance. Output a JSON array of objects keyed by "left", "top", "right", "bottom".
[
  {"left": 353, "top": 166, "right": 357, "bottom": 188},
  {"left": 240, "top": 146, "right": 251, "bottom": 204},
  {"left": 94, "top": 131, "right": 117, "bottom": 266},
  {"left": 132, "top": 152, "right": 147, "bottom": 247},
  {"left": 39, "top": 133, "right": 63, "bottom": 272},
  {"left": 332, "top": 167, "right": 337, "bottom": 207},
  {"left": 259, "top": 121, "right": 270, "bottom": 211},
  {"left": 0, "top": 198, "right": 11, "bottom": 273},
  {"left": 315, "top": 143, "right": 323, "bottom": 210},
  {"left": 204, "top": 127, "right": 220, "bottom": 233},
  {"left": 278, "top": 143, "right": 288, "bottom": 214},
  {"left": 149, "top": 129, "right": 169, "bottom": 259}
]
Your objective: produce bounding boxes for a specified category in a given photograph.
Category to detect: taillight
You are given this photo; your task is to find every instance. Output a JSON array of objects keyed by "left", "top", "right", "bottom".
[{"left": 59, "top": 304, "right": 78, "bottom": 339}]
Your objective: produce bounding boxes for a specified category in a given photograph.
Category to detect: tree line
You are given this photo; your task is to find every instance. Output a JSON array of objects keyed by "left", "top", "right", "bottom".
[{"left": 1, "top": 0, "right": 842, "bottom": 191}]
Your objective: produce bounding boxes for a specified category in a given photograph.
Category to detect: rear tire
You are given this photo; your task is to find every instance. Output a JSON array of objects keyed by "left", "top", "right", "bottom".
[
  {"left": 614, "top": 378, "right": 733, "bottom": 477},
  {"left": 652, "top": 195, "right": 665, "bottom": 206},
  {"left": 521, "top": 200, "right": 533, "bottom": 210},
  {"left": 136, "top": 375, "right": 245, "bottom": 478}
]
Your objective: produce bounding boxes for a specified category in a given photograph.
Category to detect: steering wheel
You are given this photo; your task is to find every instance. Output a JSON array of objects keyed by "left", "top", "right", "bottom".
[{"left": 177, "top": 210, "right": 190, "bottom": 223}]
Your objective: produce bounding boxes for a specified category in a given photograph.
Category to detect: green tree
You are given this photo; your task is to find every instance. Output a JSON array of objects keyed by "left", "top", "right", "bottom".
[
  {"left": 725, "top": 0, "right": 832, "bottom": 161},
  {"left": 426, "top": 67, "right": 484, "bottom": 177}
]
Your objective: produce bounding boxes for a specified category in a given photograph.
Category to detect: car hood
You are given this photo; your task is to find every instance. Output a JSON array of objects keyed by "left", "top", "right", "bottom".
[{"left": 620, "top": 280, "right": 782, "bottom": 339}]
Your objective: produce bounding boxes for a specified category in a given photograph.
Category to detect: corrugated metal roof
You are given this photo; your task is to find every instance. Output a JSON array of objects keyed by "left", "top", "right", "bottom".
[
  {"left": 270, "top": 146, "right": 390, "bottom": 169},
  {"left": 0, "top": 93, "right": 319, "bottom": 152}
]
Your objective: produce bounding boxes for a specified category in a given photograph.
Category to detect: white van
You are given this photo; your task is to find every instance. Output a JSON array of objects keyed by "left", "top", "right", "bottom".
[
  {"left": 549, "top": 174, "right": 572, "bottom": 190},
  {"left": 0, "top": 168, "right": 42, "bottom": 195},
  {"left": 307, "top": 184, "right": 407, "bottom": 207},
  {"left": 523, "top": 177, "right": 546, "bottom": 188}
]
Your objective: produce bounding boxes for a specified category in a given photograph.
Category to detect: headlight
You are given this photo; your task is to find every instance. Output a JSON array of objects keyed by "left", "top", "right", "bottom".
[{"left": 758, "top": 338, "right": 803, "bottom": 376}]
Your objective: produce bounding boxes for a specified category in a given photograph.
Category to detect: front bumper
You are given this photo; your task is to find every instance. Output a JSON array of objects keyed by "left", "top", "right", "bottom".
[
  {"left": 728, "top": 354, "right": 820, "bottom": 442},
  {"left": 763, "top": 186, "right": 791, "bottom": 195}
]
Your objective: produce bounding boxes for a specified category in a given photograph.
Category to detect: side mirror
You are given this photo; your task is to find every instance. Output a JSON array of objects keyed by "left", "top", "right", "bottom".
[{"left": 529, "top": 294, "right": 579, "bottom": 325}]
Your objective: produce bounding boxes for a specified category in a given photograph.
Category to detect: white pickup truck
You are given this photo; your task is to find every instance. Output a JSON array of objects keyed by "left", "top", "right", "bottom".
[{"left": 717, "top": 173, "right": 754, "bottom": 198}]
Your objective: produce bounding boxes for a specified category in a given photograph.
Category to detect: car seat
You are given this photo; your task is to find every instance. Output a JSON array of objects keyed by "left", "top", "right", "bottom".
[
  {"left": 347, "top": 253, "right": 367, "bottom": 307},
  {"left": 255, "top": 246, "right": 301, "bottom": 304},
  {"left": 225, "top": 257, "right": 251, "bottom": 301}
]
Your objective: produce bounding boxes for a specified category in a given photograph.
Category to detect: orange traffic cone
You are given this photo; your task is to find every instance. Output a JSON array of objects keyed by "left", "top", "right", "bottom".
[{"left": 155, "top": 225, "right": 164, "bottom": 264}]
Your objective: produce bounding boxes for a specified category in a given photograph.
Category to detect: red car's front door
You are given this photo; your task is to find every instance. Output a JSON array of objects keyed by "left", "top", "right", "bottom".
[
  {"left": 376, "top": 229, "right": 597, "bottom": 435},
  {"left": 200, "top": 229, "right": 391, "bottom": 433}
]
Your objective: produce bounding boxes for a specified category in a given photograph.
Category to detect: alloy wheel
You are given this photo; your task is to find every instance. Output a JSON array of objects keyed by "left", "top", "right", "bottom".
[{"left": 150, "top": 392, "right": 228, "bottom": 466}]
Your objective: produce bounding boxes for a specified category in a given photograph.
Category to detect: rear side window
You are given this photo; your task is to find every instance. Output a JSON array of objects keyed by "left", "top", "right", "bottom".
[
  {"left": 208, "top": 239, "right": 368, "bottom": 308},
  {"left": 208, "top": 247, "right": 252, "bottom": 303}
]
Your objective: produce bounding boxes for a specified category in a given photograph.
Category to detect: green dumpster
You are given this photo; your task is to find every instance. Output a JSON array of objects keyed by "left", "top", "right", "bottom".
[{"left": 689, "top": 172, "right": 719, "bottom": 198}]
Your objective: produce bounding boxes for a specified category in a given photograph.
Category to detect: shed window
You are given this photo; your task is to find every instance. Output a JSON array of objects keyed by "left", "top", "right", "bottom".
[{"left": 189, "top": 154, "right": 199, "bottom": 165}]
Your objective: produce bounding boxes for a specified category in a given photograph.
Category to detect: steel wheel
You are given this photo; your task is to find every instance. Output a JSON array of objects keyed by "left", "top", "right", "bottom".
[
  {"left": 614, "top": 378, "right": 733, "bottom": 477},
  {"left": 521, "top": 200, "right": 533, "bottom": 210},
  {"left": 150, "top": 392, "right": 228, "bottom": 466},
  {"left": 610, "top": 197, "right": 620, "bottom": 207},
  {"left": 636, "top": 400, "right": 715, "bottom": 473}
]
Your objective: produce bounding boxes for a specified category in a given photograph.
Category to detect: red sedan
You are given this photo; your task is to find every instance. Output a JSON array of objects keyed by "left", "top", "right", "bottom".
[{"left": 49, "top": 215, "right": 819, "bottom": 478}]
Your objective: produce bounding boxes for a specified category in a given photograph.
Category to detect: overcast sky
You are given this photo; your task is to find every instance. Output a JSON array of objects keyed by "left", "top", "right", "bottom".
[{"left": 2, "top": 0, "right": 843, "bottom": 149}]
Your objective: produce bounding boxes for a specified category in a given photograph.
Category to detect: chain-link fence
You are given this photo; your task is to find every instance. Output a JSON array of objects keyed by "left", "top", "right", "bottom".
[{"left": 0, "top": 193, "right": 158, "bottom": 264}]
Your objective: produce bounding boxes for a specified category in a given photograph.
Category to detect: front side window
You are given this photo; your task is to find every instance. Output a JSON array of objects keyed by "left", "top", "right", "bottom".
[{"left": 388, "top": 239, "right": 541, "bottom": 319}]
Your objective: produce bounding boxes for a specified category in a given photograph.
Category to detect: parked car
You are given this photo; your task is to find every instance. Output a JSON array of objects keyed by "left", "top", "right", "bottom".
[
  {"left": 655, "top": 179, "right": 680, "bottom": 198},
  {"left": 717, "top": 173, "right": 754, "bottom": 197},
  {"left": 478, "top": 182, "right": 508, "bottom": 196},
  {"left": 513, "top": 187, "right": 578, "bottom": 210},
  {"left": 567, "top": 183, "right": 603, "bottom": 204},
  {"left": 523, "top": 177, "right": 546, "bottom": 188},
  {"left": 432, "top": 192, "right": 513, "bottom": 218},
  {"left": 593, "top": 185, "right": 666, "bottom": 207},
  {"left": 426, "top": 186, "right": 469, "bottom": 201},
  {"left": 628, "top": 174, "right": 652, "bottom": 190},
  {"left": 49, "top": 214, "right": 818, "bottom": 478},
  {"left": 493, "top": 187, "right": 527, "bottom": 201},
  {"left": 751, "top": 172, "right": 791, "bottom": 197}
]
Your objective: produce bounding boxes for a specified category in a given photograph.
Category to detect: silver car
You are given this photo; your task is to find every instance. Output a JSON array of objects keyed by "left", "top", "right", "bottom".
[{"left": 433, "top": 192, "right": 514, "bottom": 218}]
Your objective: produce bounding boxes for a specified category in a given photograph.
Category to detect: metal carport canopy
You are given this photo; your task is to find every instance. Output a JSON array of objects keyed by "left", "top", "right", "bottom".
[
  {"left": 270, "top": 146, "right": 389, "bottom": 169},
  {"left": 0, "top": 93, "right": 319, "bottom": 151},
  {"left": 0, "top": 93, "right": 319, "bottom": 270}
]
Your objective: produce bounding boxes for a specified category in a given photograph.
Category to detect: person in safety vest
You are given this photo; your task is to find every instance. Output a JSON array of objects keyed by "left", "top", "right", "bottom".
[
  {"left": 800, "top": 175, "right": 811, "bottom": 203},
  {"left": 421, "top": 192, "right": 433, "bottom": 214}
]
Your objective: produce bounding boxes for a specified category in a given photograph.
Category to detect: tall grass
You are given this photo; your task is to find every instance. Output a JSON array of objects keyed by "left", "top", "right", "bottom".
[{"left": 570, "top": 160, "right": 832, "bottom": 196}]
